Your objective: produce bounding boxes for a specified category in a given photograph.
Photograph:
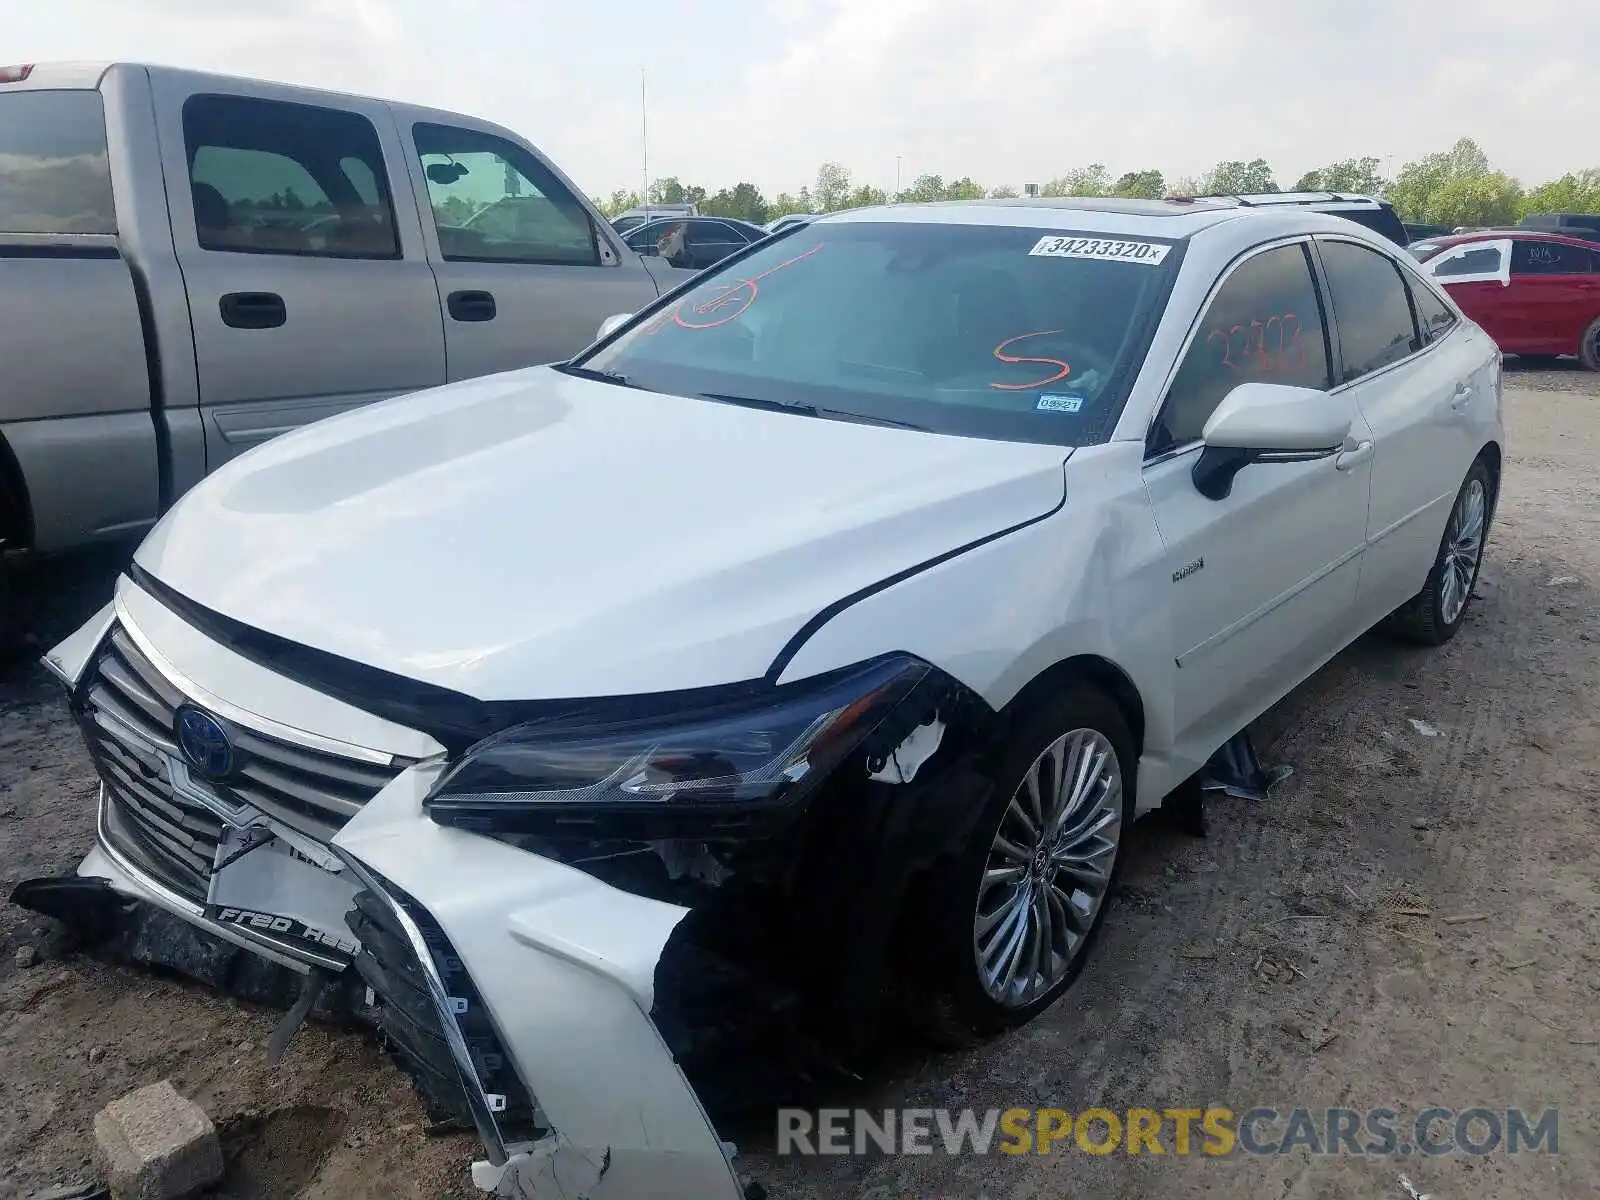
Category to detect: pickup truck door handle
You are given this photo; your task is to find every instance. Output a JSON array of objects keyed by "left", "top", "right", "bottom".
[
  {"left": 447, "top": 290, "right": 497, "bottom": 322},
  {"left": 1450, "top": 383, "right": 1474, "bottom": 411},
  {"left": 219, "top": 292, "right": 286, "bottom": 330},
  {"left": 1335, "top": 440, "right": 1374, "bottom": 471}
]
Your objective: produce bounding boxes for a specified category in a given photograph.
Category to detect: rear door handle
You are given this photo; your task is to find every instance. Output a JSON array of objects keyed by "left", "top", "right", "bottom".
[
  {"left": 1450, "top": 383, "right": 1474, "bottom": 410},
  {"left": 447, "top": 290, "right": 497, "bottom": 322},
  {"left": 219, "top": 292, "right": 286, "bottom": 329},
  {"left": 1335, "top": 440, "right": 1374, "bottom": 471}
]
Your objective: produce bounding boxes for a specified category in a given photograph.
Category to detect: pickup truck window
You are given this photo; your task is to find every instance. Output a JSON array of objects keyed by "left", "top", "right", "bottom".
[
  {"left": 0, "top": 90, "right": 116, "bottom": 234},
  {"left": 182, "top": 94, "right": 399, "bottom": 259},
  {"left": 413, "top": 123, "right": 600, "bottom": 267}
]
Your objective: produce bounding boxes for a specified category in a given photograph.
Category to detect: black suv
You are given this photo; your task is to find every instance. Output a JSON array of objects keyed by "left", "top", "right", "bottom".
[
  {"left": 1196, "top": 191, "right": 1409, "bottom": 246},
  {"left": 1519, "top": 212, "right": 1600, "bottom": 242}
]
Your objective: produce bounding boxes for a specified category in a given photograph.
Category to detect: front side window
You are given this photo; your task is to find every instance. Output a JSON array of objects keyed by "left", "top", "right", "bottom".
[
  {"left": 1433, "top": 245, "right": 1502, "bottom": 278},
  {"left": 1150, "top": 243, "right": 1332, "bottom": 454},
  {"left": 0, "top": 90, "right": 116, "bottom": 234},
  {"left": 577, "top": 222, "right": 1181, "bottom": 446},
  {"left": 414, "top": 123, "right": 597, "bottom": 266},
  {"left": 182, "top": 94, "right": 398, "bottom": 258},
  {"left": 624, "top": 220, "right": 681, "bottom": 253},
  {"left": 1319, "top": 239, "right": 1420, "bottom": 383},
  {"left": 1511, "top": 239, "right": 1595, "bottom": 275}
]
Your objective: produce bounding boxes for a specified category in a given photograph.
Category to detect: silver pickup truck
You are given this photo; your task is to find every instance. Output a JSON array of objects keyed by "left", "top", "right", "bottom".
[{"left": 0, "top": 62, "right": 692, "bottom": 636}]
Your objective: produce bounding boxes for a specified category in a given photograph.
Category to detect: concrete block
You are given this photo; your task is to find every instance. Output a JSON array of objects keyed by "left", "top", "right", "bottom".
[{"left": 93, "top": 1081, "right": 223, "bottom": 1200}]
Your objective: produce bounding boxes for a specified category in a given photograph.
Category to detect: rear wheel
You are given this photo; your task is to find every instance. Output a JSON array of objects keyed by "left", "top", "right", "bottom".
[
  {"left": 1581, "top": 318, "right": 1600, "bottom": 372},
  {"left": 912, "top": 685, "right": 1135, "bottom": 1042},
  {"left": 1388, "top": 459, "right": 1495, "bottom": 645}
]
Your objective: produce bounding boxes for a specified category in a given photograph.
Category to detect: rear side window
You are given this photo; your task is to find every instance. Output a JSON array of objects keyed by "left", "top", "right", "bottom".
[
  {"left": 1511, "top": 239, "right": 1596, "bottom": 275},
  {"left": 1408, "top": 276, "right": 1457, "bottom": 344},
  {"left": 1151, "top": 243, "right": 1332, "bottom": 454},
  {"left": 1319, "top": 240, "right": 1420, "bottom": 383},
  {"left": 0, "top": 90, "right": 115, "bottom": 234},
  {"left": 182, "top": 94, "right": 399, "bottom": 259},
  {"left": 687, "top": 221, "right": 740, "bottom": 246}
]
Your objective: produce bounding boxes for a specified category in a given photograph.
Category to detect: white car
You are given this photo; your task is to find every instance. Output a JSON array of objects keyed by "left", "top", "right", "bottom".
[{"left": 35, "top": 198, "right": 1502, "bottom": 1198}]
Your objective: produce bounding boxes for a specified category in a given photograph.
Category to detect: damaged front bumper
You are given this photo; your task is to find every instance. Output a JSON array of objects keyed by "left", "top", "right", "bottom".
[
  {"left": 34, "top": 585, "right": 756, "bottom": 1198},
  {"left": 334, "top": 766, "right": 748, "bottom": 1198}
]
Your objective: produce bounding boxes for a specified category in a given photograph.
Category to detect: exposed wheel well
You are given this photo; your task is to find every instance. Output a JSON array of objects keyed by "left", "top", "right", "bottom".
[
  {"left": 1002, "top": 654, "right": 1146, "bottom": 760},
  {"left": 0, "top": 435, "right": 32, "bottom": 551},
  {"left": 1477, "top": 441, "right": 1502, "bottom": 490}
]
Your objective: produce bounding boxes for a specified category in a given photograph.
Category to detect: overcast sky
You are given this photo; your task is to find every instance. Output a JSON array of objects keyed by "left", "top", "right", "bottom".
[{"left": 13, "top": 0, "right": 1598, "bottom": 199}]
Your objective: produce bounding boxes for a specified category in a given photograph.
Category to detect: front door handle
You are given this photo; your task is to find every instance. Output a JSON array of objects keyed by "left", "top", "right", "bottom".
[
  {"left": 1335, "top": 440, "right": 1374, "bottom": 471},
  {"left": 219, "top": 292, "right": 286, "bottom": 329},
  {"left": 447, "top": 290, "right": 497, "bottom": 322},
  {"left": 1450, "top": 383, "right": 1474, "bottom": 411}
]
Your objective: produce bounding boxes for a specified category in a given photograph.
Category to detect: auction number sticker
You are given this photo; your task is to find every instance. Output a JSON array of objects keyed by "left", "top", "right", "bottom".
[{"left": 1028, "top": 235, "right": 1171, "bottom": 265}]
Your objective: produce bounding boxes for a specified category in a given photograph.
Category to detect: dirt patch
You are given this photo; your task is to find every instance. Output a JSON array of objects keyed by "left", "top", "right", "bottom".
[
  {"left": 2, "top": 365, "right": 1598, "bottom": 1199},
  {"left": 216, "top": 1106, "right": 348, "bottom": 1199}
]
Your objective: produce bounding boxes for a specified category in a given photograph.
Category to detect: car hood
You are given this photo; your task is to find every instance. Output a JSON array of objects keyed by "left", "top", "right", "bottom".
[{"left": 135, "top": 369, "right": 1068, "bottom": 701}]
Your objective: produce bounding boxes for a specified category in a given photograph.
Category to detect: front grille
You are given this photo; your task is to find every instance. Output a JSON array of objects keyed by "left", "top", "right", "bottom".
[
  {"left": 78, "top": 622, "right": 410, "bottom": 906},
  {"left": 347, "top": 879, "right": 545, "bottom": 1145}
]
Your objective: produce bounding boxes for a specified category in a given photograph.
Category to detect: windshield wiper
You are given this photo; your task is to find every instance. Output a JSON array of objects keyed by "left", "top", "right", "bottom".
[
  {"left": 552, "top": 362, "right": 635, "bottom": 388},
  {"left": 698, "top": 392, "right": 926, "bottom": 432}
]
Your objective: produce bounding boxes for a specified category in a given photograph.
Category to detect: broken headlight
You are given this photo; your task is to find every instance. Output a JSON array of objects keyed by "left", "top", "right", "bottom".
[{"left": 424, "top": 654, "right": 932, "bottom": 841}]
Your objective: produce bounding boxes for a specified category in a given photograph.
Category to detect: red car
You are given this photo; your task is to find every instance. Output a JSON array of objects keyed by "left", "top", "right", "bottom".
[{"left": 1410, "top": 231, "right": 1600, "bottom": 369}]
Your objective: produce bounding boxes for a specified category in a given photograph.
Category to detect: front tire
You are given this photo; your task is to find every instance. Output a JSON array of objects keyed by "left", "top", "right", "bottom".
[
  {"left": 914, "top": 685, "right": 1135, "bottom": 1041},
  {"left": 1389, "top": 459, "right": 1495, "bottom": 646},
  {"left": 1581, "top": 318, "right": 1600, "bottom": 372}
]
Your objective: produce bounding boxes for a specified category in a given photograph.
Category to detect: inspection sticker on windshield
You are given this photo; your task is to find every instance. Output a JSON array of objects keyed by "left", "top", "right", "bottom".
[
  {"left": 1036, "top": 393, "right": 1085, "bottom": 412},
  {"left": 1028, "top": 235, "right": 1171, "bottom": 266}
]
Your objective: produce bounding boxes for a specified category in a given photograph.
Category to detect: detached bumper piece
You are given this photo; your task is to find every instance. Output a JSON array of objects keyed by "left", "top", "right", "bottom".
[{"left": 344, "top": 869, "right": 545, "bottom": 1160}]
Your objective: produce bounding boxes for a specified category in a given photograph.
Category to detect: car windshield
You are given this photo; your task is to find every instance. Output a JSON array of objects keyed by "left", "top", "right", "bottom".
[
  {"left": 576, "top": 220, "right": 1180, "bottom": 446},
  {"left": 1408, "top": 242, "right": 1442, "bottom": 262}
]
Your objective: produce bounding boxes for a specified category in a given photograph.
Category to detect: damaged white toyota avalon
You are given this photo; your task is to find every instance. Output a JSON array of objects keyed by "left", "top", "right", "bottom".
[{"left": 28, "top": 198, "right": 1502, "bottom": 1198}]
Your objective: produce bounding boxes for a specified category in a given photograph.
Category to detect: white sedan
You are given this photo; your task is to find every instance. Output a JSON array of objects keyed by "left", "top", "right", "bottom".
[{"left": 38, "top": 198, "right": 1502, "bottom": 1198}]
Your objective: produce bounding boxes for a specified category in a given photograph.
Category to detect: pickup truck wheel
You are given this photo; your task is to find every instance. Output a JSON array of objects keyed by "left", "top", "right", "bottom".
[
  {"left": 1387, "top": 459, "right": 1495, "bottom": 646},
  {"left": 1581, "top": 318, "right": 1600, "bottom": 372},
  {"left": 910, "top": 685, "right": 1135, "bottom": 1045}
]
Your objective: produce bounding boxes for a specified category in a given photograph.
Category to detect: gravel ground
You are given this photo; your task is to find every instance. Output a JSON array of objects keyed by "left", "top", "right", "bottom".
[{"left": 2, "top": 365, "right": 1596, "bottom": 1199}]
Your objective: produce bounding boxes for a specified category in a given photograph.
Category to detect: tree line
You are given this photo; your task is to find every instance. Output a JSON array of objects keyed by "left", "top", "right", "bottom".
[{"left": 595, "top": 139, "right": 1600, "bottom": 230}]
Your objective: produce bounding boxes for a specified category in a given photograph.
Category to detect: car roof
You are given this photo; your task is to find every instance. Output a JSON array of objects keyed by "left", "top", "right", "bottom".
[
  {"left": 1419, "top": 229, "right": 1600, "bottom": 250},
  {"left": 813, "top": 197, "right": 1406, "bottom": 247},
  {"left": 821, "top": 197, "right": 1245, "bottom": 237}
]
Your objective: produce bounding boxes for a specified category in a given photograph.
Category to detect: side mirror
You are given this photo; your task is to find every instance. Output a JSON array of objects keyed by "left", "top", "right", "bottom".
[
  {"left": 1192, "top": 382, "right": 1354, "bottom": 501},
  {"left": 425, "top": 161, "right": 469, "bottom": 186},
  {"left": 597, "top": 313, "right": 632, "bottom": 340}
]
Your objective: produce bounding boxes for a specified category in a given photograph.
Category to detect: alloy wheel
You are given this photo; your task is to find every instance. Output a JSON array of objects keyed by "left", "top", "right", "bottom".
[
  {"left": 1439, "top": 477, "right": 1486, "bottom": 626},
  {"left": 973, "top": 727, "right": 1122, "bottom": 1009}
]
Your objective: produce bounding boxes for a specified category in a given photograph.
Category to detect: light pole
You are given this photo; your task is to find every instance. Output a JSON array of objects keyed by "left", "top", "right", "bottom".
[{"left": 896, "top": 155, "right": 902, "bottom": 198}]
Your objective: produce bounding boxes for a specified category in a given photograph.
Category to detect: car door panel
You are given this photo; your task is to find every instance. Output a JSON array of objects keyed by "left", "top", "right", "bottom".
[
  {"left": 153, "top": 80, "right": 447, "bottom": 469},
  {"left": 1507, "top": 238, "right": 1600, "bottom": 353},
  {"left": 1139, "top": 238, "right": 1371, "bottom": 770},
  {"left": 1426, "top": 238, "right": 1516, "bottom": 348},
  {"left": 401, "top": 116, "right": 661, "bottom": 379},
  {"left": 1146, "top": 442, "right": 1372, "bottom": 767},
  {"left": 1320, "top": 239, "right": 1490, "bottom": 625}
]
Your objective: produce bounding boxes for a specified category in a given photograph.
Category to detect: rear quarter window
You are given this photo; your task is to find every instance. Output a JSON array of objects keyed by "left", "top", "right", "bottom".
[{"left": 0, "top": 90, "right": 116, "bottom": 234}]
